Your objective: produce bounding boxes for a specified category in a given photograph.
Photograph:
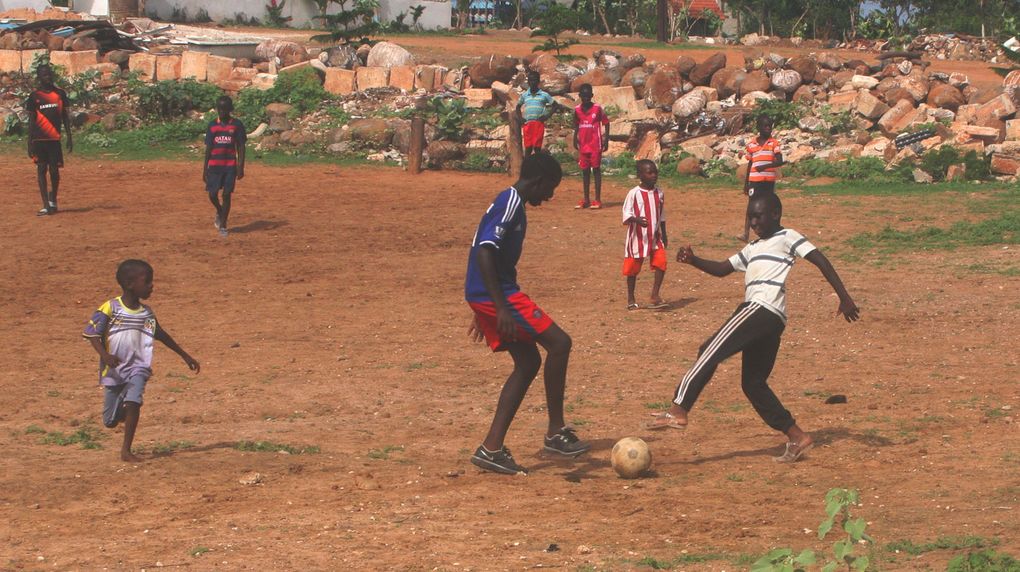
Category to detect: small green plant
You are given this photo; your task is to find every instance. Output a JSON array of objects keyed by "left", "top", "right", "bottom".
[
  {"left": 235, "top": 67, "right": 330, "bottom": 123},
  {"left": 189, "top": 546, "right": 211, "bottom": 557},
  {"left": 311, "top": 0, "right": 380, "bottom": 44},
  {"left": 886, "top": 536, "right": 998, "bottom": 556},
  {"left": 25, "top": 425, "right": 46, "bottom": 434},
  {"left": 749, "top": 99, "right": 805, "bottom": 130},
  {"left": 791, "top": 157, "right": 895, "bottom": 182},
  {"left": 264, "top": 0, "right": 292, "bottom": 26},
  {"left": 234, "top": 440, "right": 320, "bottom": 454},
  {"left": 947, "top": 549, "right": 1020, "bottom": 571},
  {"left": 461, "top": 151, "right": 500, "bottom": 172},
  {"left": 643, "top": 401, "right": 671, "bottom": 410},
  {"left": 816, "top": 105, "right": 855, "bottom": 135},
  {"left": 82, "top": 132, "right": 115, "bottom": 148},
  {"left": 149, "top": 440, "right": 195, "bottom": 454},
  {"left": 751, "top": 488, "right": 871, "bottom": 572},
  {"left": 367, "top": 444, "right": 404, "bottom": 459},
  {"left": 430, "top": 96, "right": 467, "bottom": 141},
  {"left": 41, "top": 423, "right": 105, "bottom": 450},
  {"left": 131, "top": 79, "right": 223, "bottom": 120},
  {"left": 530, "top": 0, "right": 580, "bottom": 56}
]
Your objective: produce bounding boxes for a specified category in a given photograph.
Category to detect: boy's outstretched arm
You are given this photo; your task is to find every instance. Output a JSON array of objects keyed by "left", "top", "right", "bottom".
[
  {"left": 805, "top": 250, "right": 860, "bottom": 322},
  {"left": 154, "top": 327, "right": 201, "bottom": 372},
  {"left": 676, "top": 246, "right": 734, "bottom": 277},
  {"left": 87, "top": 336, "right": 120, "bottom": 369}
]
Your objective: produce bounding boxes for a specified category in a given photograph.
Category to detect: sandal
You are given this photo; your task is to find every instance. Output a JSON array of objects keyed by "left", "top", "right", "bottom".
[
  {"left": 627, "top": 303, "right": 640, "bottom": 310},
  {"left": 645, "top": 411, "right": 687, "bottom": 431},
  {"left": 773, "top": 439, "right": 814, "bottom": 463}
]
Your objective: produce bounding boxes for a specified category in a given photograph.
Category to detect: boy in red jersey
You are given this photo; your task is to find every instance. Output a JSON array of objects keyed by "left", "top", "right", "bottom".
[
  {"left": 739, "top": 115, "right": 783, "bottom": 241},
  {"left": 203, "top": 96, "right": 246, "bottom": 237},
  {"left": 26, "top": 65, "right": 72, "bottom": 216},
  {"left": 572, "top": 84, "right": 610, "bottom": 210}
]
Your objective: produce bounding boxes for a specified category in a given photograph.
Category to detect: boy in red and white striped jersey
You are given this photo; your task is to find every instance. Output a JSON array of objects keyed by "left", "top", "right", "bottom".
[
  {"left": 203, "top": 96, "right": 246, "bottom": 237},
  {"left": 739, "top": 115, "right": 783, "bottom": 242},
  {"left": 622, "top": 160, "right": 668, "bottom": 310}
]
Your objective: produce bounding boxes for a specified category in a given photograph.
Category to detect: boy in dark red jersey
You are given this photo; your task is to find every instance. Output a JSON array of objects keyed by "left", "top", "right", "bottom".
[
  {"left": 203, "top": 96, "right": 246, "bottom": 237},
  {"left": 26, "top": 65, "right": 72, "bottom": 216}
]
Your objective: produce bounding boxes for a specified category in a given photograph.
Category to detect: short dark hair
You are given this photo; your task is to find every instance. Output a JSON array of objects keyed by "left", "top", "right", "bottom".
[
  {"left": 756, "top": 114, "right": 773, "bottom": 129},
  {"left": 217, "top": 95, "right": 234, "bottom": 110},
  {"left": 520, "top": 152, "right": 562, "bottom": 187},
  {"left": 636, "top": 159, "right": 656, "bottom": 172},
  {"left": 527, "top": 70, "right": 540, "bottom": 81},
  {"left": 36, "top": 64, "right": 52, "bottom": 76},
  {"left": 749, "top": 191, "right": 782, "bottom": 214},
  {"left": 116, "top": 259, "right": 153, "bottom": 289},
  {"left": 578, "top": 83, "right": 593, "bottom": 94}
]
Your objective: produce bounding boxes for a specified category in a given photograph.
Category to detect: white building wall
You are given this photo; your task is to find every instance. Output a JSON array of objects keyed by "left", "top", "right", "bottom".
[
  {"left": 0, "top": 0, "right": 53, "bottom": 10},
  {"left": 142, "top": 0, "right": 450, "bottom": 29},
  {"left": 71, "top": 0, "right": 109, "bottom": 17}
]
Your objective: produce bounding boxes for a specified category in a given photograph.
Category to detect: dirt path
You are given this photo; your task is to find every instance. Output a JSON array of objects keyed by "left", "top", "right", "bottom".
[{"left": 1, "top": 154, "right": 1017, "bottom": 570}]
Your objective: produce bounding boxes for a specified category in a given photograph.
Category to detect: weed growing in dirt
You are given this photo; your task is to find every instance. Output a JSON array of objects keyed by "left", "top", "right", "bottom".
[
  {"left": 235, "top": 67, "right": 332, "bottom": 124},
  {"left": 848, "top": 211, "right": 1020, "bottom": 252},
  {"left": 234, "top": 440, "right": 320, "bottom": 454},
  {"left": 147, "top": 441, "right": 196, "bottom": 454},
  {"left": 643, "top": 401, "right": 671, "bottom": 410},
  {"left": 752, "top": 488, "right": 872, "bottom": 572},
  {"left": 24, "top": 425, "right": 46, "bottom": 435},
  {"left": 40, "top": 423, "right": 105, "bottom": 450},
  {"left": 367, "top": 445, "right": 404, "bottom": 460},
  {"left": 635, "top": 553, "right": 728, "bottom": 568},
  {"left": 885, "top": 535, "right": 998, "bottom": 556},
  {"left": 189, "top": 546, "right": 211, "bottom": 557},
  {"left": 947, "top": 549, "right": 1020, "bottom": 571},
  {"left": 130, "top": 79, "right": 222, "bottom": 120}
]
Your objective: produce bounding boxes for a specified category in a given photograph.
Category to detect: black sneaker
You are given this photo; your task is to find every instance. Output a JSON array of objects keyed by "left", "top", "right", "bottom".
[
  {"left": 544, "top": 427, "right": 591, "bottom": 457},
  {"left": 470, "top": 445, "right": 528, "bottom": 475}
]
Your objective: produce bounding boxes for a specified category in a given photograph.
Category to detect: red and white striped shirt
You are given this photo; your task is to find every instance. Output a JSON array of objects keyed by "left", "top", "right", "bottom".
[
  {"left": 622, "top": 185, "right": 666, "bottom": 258},
  {"left": 745, "top": 137, "right": 781, "bottom": 182}
]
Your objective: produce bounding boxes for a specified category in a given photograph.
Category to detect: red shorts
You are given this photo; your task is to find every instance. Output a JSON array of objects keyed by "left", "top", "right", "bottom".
[
  {"left": 623, "top": 248, "right": 668, "bottom": 276},
  {"left": 522, "top": 121, "right": 545, "bottom": 149},
  {"left": 468, "top": 292, "right": 554, "bottom": 351},
  {"left": 578, "top": 150, "right": 602, "bottom": 169}
]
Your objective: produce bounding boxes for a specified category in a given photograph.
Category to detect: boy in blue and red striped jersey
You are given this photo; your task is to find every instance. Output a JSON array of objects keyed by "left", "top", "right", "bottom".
[
  {"left": 26, "top": 65, "right": 72, "bottom": 216},
  {"left": 739, "top": 115, "right": 783, "bottom": 242},
  {"left": 203, "top": 96, "right": 246, "bottom": 237}
]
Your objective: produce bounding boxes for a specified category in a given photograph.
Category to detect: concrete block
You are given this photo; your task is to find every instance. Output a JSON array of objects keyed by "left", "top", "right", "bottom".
[
  {"left": 230, "top": 67, "right": 258, "bottom": 82},
  {"left": 388, "top": 65, "right": 415, "bottom": 91},
  {"left": 181, "top": 50, "right": 208, "bottom": 81},
  {"left": 990, "top": 153, "right": 1020, "bottom": 175},
  {"left": 976, "top": 94, "right": 1017, "bottom": 124},
  {"left": 128, "top": 52, "right": 156, "bottom": 82},
  {"left": 827, "top": 90, "right": 858, "bottom": 112},
  {"left": 0, "top": 49, "right": 21, "bottom": 73},
  {"left": 590, "top": 85, "right": 637, "bottom": 112},
  {"left": 324, "top": 68, "right": 356, "bottom": 95},
  {"left": 206, "top": 55, "right": 235, "bottom": 84},
  {"left": 414, "top": 65, "right": 445, "bottom": 92},
  {"left": 155, "top": 54, "right": 181, "bottom": 81},
  {"left": 356, "top": 66, "right": 389, "bottom": 90},
  {"left": 51, "top": 50, "right": 98, "bottom": 76},
  {"left": 251, "top": 73, "right": 277, "bottom": 91},
  {"left": 464, "top": 88, "right": 494, "bottom": 108},
  {"left": 216, "top": 79, "right": 251, "bottom": 93},
  {"left": 20, "top": 49, "right": 47, "bottom": 73},
  {"left": 1006, "top": 119, "right": 1020, "bottom": 141},
  {"left": 94, "top": 62, "right": 120, "bottom": 76}
]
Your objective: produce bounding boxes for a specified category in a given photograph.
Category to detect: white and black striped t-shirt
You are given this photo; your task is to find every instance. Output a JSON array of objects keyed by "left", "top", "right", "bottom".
[{"left": 728, "top": 228, "right": 816, "bottom": 323}]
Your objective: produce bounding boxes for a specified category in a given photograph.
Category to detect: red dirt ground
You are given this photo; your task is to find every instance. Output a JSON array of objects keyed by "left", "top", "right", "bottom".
[{"left": 1, "top": 153, "right": 1017, "bottom": 570}]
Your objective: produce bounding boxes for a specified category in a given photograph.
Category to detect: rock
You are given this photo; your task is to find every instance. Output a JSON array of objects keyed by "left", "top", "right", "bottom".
[
  {"left": 884, "top": 87, "right": 915, "bottom": 106},
  {"left": 912, "top": 168, "right": 933, "bottom": 183},
  {"left": 676, "top": 55, "right": 697, "bottom": 77},
  {"left": 643, "top": 68, "right": 681, "bottom": 109},
  {"left": 541, "top": 67, "right": 575, "bottom": 96},
  {"left": 897, "top": 60, "right": 913, "bottom": 75},
  {"left": 1003, "top": 70, "right": 1020, "bottom": 92},
  {"left": 792, "top": 85, "right": 818, "bottom": 104},
  {"left": 710, "top": 68, "right": 740, "bottom": 99},
  {"left": 239, "top": 472, "right": 262, "bottom": 485},
  {"left": 861, "top": 136, "right": 892, "bottom": 157},
  {"left": 830, "top": 70, "right": 855, "bottom": 90},
  {"left": 827, "top": 90, "right": 859, "bottom": 112},
  {"left": 856, "top": 91, "right": 889, "bottom": 120},
  {"left": 622, "top": 67, "right": 648, "bottom": 99},
  {"left": 798, "top": 116, "right": 829, "bottom": 132},
  {"left": 43, "top": 32, "right": 63, "bottom": 52},
  {"left": 464, "top": 88, "right": 495, "bottom": 108},
  {"left": 570, "top": 68, "right": 614, "bottom": 91},
  {"left": 468, "top": 54, "right": 518, "bottom": 88},
  {"left": 814, "top": 68, "right": 835, "bottom": 88},
  {"left": 771, "top": 69, "right": 801, "bottom": 93},
  {"left": 734, "top": 70, "right": 767, "bottom": 97},
  {"left": 257, "top": 40, "right": 309, "bottom": 68},
  {"left": 849, "top": 75, "right": 879, "bottom": 90},
  {"left": 689, "top": 52, "right": 726, "bottom": 86},
  {"left": 427, "top": 140, "right": 466, "bottom": 165},
  {"left": 327, "top": 141, "right": 352, "bottom": 155},
  {"left": 927, "top": 83, "right": 965, "bottom": 111},
  {"left": 975, "top": 93, "right": 1017, "bottom": 124},
  {"left": 817, "top": 52, "right": 843, "bottom": 70},
  {"left": 347, "top": 118, "right": 394, "bottom": 146},
  {"left": 672, "top": 89, "right": 707, "bottom": 118},
  {"left": 877, "top": 98, "right": 917, "bottom": 136},
  {"left": 786, "top": 56, "right": 817, "bottom": 83},
  {"left": 623, "top": 53, "right": 646, "bottom": 69},
  {"left": 949, "top": 72, "right": 969, "bottom": 88},
  {"left": 901, "top": 76, "right": 930, "bottom": 102},
  {"left": 677, "top": 156, "right": 703, "bottom": 176},
  {"left": 1007, "top": 119, "right": 1020, "bottom": 141},
  {"left": 356, "top": 43, "right": 371, "bottom": 65},
  {"left": 105, "top": 49, "right": 131, "bottom": 67},
  {"left": 634, "top": 131, "right": 661, "bottom": 161},
  {"left": 321, "top": 45, "right": 358, "bottom": 69},
  {"left": 681, "top": 143, "right": 714, "bottom": 162},
  {"left": 367, "top": 41, "right": 414, "bottom": 68},
  {"left": 945, "top": 163, "right": 966, "bottom": 181}
]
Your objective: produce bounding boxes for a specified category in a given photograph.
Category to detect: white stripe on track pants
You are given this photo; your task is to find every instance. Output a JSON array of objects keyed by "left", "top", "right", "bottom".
[{"left": 672, "top": 302, "right": 796, "bottom": 433}]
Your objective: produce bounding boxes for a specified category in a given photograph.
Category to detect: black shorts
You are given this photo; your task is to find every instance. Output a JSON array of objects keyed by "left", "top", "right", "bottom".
[
  {"left": 206, "top": 169, "right": 237, "bottom": 194},
  {"left": 31, "top": 140, "right": 63, "bottom": 167},
  {"left": 746, "top": 180, "right": 775, "bottom": 195}
]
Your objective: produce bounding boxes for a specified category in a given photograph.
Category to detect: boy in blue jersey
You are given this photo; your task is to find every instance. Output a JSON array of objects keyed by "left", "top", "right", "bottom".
[
  {"left": 83, "top": 260, "right": 200, "bottom": 462},
  {"left": 204, "top": 96, "right": 246, "bottom": 237},
  {"left": 516, "top": 71, "right": 555, "bottom": 156},
  {"left": 466, "top": 152, "right": 591, "bottom": 475}
]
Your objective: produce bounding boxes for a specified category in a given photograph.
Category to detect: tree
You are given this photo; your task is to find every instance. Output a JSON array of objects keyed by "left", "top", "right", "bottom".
[
  {"left": 309, "top": 0, "right": 380, "bottom": 44},
  {"left": 531, "top": 0, "right": 580, "bottom": 56}
]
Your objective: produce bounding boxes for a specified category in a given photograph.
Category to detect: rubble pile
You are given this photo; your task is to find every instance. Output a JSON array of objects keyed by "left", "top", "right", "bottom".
[{"left": 907, "top": 33, "right": 1009, "bottom": 63}]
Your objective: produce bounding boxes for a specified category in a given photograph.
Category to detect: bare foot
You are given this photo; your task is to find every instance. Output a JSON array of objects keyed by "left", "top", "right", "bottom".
[{"left": 121, "top": 451, "right": 142, "bottom": 463}]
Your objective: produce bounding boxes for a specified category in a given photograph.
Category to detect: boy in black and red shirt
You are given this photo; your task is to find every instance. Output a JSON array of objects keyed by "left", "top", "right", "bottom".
[
  {"left": 26, "top": 64, "right": 72, "bottom": 216},
  {"left": 203, "top": 96, "right": 246, "bottom": 237}
]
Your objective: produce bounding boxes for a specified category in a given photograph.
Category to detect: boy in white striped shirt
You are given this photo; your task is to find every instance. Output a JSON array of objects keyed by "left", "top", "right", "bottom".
[
  {"left": 622, "top": 160, "right": 668, "bottom": 310},
  {"left": 648, "top": 193, "right": 859, "bottom": 462}
]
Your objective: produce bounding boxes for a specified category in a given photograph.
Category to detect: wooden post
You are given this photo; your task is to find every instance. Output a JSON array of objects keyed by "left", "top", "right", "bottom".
[
  {"left": 507, "top": 108, "right": 523, "bottom": 178},
  {"left": 656, "top": 0, "right": 668, "bottom": 43},
  {"left": 409, "top": 116, "right": 425, "bottom": 174}
]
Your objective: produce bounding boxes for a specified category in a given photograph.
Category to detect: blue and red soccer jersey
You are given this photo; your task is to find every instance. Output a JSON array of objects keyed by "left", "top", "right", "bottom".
[
  {"left": 465, "top": 187, "right": 527, "bottom": 302},
  {"left": 205, "top": 118, "right": 246, "bottom": 172}
]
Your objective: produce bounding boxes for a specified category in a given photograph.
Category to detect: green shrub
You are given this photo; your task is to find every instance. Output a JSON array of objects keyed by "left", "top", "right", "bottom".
[
  {"left": 235, "top": 67, "right": 330, "bottom": 124},
  {"left": 947, "top": 549, "right": 1020, "bottom": 572},
  {"left": 131, "top": 79, "right": 223, "bottom": 119},
  {"left": 431, "top": 96, "right": 467, "bottom": 141},
  {"left": 791, "top": 156, "right": 893, "bottom": 181},
  {"left": 461, "top": 151, "right": 500, "bottom": 172},
  {"left": 749, "top": 99, "right": 805, "bottom": 130}
]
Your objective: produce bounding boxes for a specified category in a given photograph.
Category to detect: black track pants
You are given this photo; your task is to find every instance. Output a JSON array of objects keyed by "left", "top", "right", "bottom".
[{"left": 672, "top": 302, "right": 795, "bottom": 432}]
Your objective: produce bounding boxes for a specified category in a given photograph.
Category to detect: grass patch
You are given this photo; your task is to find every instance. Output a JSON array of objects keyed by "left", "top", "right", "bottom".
[
  {"left": 635, "top": 552, "right": 728, "bottom": 568},
  {"left": 189, "top": 546, "right": 211, "bottom": 557},
  {"left": 148, "top": 440, "right": 195, "bottom": 454},
  {"left": 849, "top": 211, "right": 1019, "bottom": 252},
  {"left": 643, "top": 401, "right": 671, "bottom": 410},
  {"left": 798, "top": 179, "right": 1006, "bottom": 196},
  {"left": 41, "top": 423, "right": 105, "bottom": 449},
  {"left": 24, "top": 425, "right": 46, "bottom": 435},
  {"left": 947, "top": 549, "right": 1020, "bottom": 571},
  {"left": 607, "top": 40, "right": 719, "bottom": 51},
  {"left": 886, "top": 535, "right": 999, "bottom": 555},
  {"left": 367, "top": 445, "right": 404, "bottom": 460},
  {"left": 234, "top": 440, "right": 320, "bottom": 455}
]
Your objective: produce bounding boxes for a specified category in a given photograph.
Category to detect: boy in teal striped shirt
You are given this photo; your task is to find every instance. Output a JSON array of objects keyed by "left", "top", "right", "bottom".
[{"left": 516, "top": 71, "right": 555, "bottom": 156}]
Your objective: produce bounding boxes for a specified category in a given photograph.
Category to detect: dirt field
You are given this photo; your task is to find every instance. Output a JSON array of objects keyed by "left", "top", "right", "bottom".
[{"left": 1, "top": 152, "right": 1017, "bottom": 571}]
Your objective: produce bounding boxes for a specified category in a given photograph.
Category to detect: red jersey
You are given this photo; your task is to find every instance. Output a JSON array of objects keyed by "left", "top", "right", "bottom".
[
  {"left": 205, "top": 118, "right": 247, "bottom": 172},
  {"left": 25, "top": 88, "right": 69, "bottom": 142},
  {"left": 574, "top": 103, "right": 609, "bottom": 154}
]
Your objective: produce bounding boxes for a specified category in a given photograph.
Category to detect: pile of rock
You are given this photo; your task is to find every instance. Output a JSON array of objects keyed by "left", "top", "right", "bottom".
[{"left": 908, "top": 33, "right": 1009, "bottom": 63}]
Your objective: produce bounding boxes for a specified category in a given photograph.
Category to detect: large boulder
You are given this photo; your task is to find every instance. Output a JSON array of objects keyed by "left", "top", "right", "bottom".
[
  {"left": 771, "top": 69, "right": 802, "bottom": 93},
  {"left": 739, "top": 70, "right": 770, "bottom": 96},
  {"left": 786, "top": 56, "right": 817, "bottom": 83},
  {"left": 468, "top": 54, "right": 518, "bottom": 88},
  {"left": 321, "top": 45, "right": 358, "bottom": 69},
  {"left": 643, "top": 67, "right": 681, "bottom": 109},
  {"left": 255, "top": 39, "right": 309, "bottom": 67},
  {"left": 689, "top": 52, "right": 726, "bottom": 86},
  {"left": 346, "top": 118, "right": 395, "bottom": 147},
  {"left": 677, "top": 156, "right": 703, "bottom": 176},
  {"left": 623, "top": 67, "right": 649, "bottom": 99},
  {"left": 541, "top": 64, "right": 579, "bottom": 95},
  {"left": 900, "top": 76, "right": 930, "bottom": 103},
  {"left": 816, "top": 52, "right": 843, "bottom": 71},
  {"left": 740, "top": 91, "right": 774, "bottom": 107},
  {"left": 927, "top": 83, "right": 965, "bottom": 111},
  {"left": 427, "top": 140, "right": 466, "bottom": 165},
  {"left": 623, "top": 53, "right": 646, "bottom": 70},
  {"left": 710, "top": 68, "right": 742, "bottom": 99},
  {"left": 672, "top": 89, "right": 707, "bottom": 118},
  {"left": 676, "top": 55, "right": 697, "bottom": 77},
  {"left": 367, "top": 41, "right": 414, "bottom": 68},
  {"left": 570, "top": 67, "right": 615, "bottom": 91}
]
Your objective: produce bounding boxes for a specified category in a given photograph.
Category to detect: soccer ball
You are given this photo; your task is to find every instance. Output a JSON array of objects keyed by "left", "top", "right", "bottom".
[{"left": 611, "top": 437, "right": 651, "bottom": 479}]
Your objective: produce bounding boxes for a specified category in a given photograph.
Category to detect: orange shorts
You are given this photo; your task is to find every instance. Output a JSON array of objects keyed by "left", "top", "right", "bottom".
[{"left": 623, "top": 248, "right": 667, "bottom": 276}]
